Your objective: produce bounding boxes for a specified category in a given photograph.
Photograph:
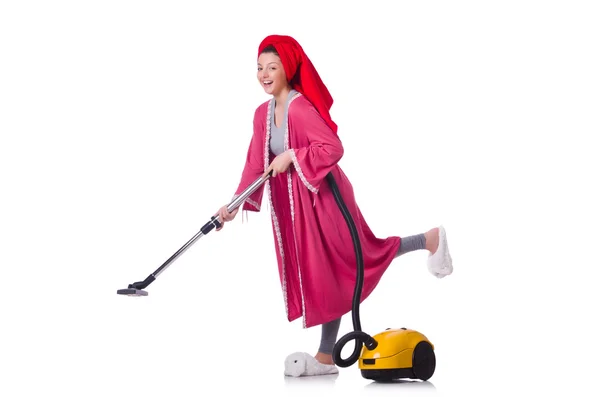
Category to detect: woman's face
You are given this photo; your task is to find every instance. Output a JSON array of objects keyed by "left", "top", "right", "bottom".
[{"left": 257, "top": 52, "right": 288, "bottom": 96}]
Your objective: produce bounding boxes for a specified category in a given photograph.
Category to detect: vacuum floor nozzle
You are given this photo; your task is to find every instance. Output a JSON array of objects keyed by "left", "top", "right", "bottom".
[{"left": 117, "top": 288, "right": 148, "bottom": 297}]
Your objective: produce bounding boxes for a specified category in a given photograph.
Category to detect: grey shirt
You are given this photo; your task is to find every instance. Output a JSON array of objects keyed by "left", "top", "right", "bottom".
[{"left": 269, "top": 89, "right": 299, "bottom": 155}]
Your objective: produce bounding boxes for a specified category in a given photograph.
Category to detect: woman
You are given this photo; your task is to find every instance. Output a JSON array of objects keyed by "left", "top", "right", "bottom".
[{"left": 216, "top": 35, "right": 453, "bottom": 376}]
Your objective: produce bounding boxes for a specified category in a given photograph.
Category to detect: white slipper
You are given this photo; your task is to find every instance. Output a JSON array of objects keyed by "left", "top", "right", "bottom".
[
  {"left": 427, "top": 225, "right": 453, "bottom": 278},
  {"left": 284, "top": 352, "right": 339, "bottom": 377}
]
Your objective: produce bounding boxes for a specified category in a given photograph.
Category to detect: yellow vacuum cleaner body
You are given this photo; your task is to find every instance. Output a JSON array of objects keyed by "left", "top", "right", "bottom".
[{"left": 358, "top": 327, "right": 436, "bottom": 381}]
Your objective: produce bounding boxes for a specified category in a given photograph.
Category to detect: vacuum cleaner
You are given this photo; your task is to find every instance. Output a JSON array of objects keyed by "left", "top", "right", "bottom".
[
  {"left": 326, "top": 172, "right": 436, "bottom": 382},
  {"left": 117, "top": 169, "right": 436, "bottom": 382}
]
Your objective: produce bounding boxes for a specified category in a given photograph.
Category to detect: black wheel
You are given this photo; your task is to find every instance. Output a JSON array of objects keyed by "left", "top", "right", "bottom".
[{"left": 412, "top": 341, "right": 436, "bottom": 381}]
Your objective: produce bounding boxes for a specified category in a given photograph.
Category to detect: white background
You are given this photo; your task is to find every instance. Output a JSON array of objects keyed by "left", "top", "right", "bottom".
[{"left": 1, "top": 1, "right": 599, "bottom": 396}]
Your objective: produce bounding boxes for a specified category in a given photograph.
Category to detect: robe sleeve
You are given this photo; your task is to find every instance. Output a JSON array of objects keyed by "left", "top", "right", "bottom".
[
  {"left": 288, "top": 99, "right": 344, "bottom": 193},
  {"left": 232, "top": 106, "right": 266, "bottom": 212}
]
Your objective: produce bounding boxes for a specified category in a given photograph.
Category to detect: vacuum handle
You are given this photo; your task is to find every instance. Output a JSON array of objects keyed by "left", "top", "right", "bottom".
[
  {"left": 225, "top": 170, "right": 272, "bottom": 214},
  {"left": 209, "top": 170, "right": 272, "bottom": 229}
]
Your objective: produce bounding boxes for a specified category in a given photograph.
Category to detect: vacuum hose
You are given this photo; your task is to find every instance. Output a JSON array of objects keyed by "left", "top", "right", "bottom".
[{"left": 326, "top": 172, "right": 378, "bottom": 368}]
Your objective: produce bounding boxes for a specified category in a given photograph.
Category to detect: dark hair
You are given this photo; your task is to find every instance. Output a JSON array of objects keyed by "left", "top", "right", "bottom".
[{"left": 260, "top": 44, "right": 279, "bottom": 56}]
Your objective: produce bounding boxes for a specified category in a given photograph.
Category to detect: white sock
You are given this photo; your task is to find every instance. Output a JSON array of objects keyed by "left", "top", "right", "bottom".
[
  {"left": 427, "top": 225, "right": 453, "bottom": 277},
  {"left": 284, "top": 352, "right": 339, "bottom": 377}
]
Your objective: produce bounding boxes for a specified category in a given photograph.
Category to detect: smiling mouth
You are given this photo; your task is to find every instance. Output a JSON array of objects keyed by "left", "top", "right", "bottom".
[{"left": 263, "top": 80, "right": 273, "bottom": 87}]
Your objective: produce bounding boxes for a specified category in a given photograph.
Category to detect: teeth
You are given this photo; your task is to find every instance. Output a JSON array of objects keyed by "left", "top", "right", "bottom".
[{"left": 264, "top": 81, "right": 272, "bottom": 84}]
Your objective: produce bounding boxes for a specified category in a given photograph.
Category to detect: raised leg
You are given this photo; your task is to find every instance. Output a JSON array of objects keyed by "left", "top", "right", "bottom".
[{"left": 395, "top": 226, "right": 453, "bottom": 278}]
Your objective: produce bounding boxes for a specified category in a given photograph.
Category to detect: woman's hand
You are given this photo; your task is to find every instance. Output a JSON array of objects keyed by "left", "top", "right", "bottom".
[
  {"left": 215, "top": 204, "right": 239, "bottom": 231},
  {"left": 264, "top": 150, "right": 293, "bottom": 178}
]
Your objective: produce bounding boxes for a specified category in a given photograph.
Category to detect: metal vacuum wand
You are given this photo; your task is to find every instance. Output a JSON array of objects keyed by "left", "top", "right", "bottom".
[{"left": 117, "top": 171, "right": 272, "bottom": 296}]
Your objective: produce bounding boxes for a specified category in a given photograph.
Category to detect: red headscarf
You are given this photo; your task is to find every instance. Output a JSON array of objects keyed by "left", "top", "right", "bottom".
[{"left": 258, "top": 35, "right": 338, "bottom": 134}]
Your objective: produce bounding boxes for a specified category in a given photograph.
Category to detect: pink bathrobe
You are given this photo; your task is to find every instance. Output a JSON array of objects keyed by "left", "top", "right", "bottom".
[{"left": 234, "top": 93, "right": 400, "bottom": 328}]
